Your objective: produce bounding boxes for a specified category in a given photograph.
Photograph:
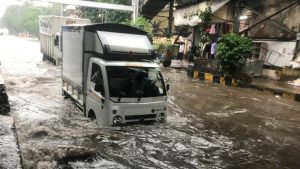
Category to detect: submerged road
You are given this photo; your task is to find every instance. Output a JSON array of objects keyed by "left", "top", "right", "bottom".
[{"left": 0, "top": 36, "right": 299, "bottom": 169}]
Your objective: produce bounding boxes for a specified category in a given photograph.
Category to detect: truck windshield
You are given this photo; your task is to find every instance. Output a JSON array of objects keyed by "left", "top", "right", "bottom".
[{"left": 106, "top": 66, "right": 166, "bottom": 98}]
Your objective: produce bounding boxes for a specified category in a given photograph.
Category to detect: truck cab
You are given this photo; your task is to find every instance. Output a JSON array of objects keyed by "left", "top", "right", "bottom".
[
  {"left": 61, "top": 24, "right": 168, "bottom": 126},
  {"left": 86, "top": 59, "right": 167, "bottom": 126}
]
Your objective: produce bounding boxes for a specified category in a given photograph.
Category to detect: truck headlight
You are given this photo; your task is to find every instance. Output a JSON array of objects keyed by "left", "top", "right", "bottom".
[
  {"left": 158, "top": 113, "right": 165, "bottom": 122},
  {"left": 112, "top": 115, "right": 122, "bottom": 125}
]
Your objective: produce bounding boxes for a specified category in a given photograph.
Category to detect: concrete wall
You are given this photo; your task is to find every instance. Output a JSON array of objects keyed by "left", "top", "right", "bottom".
[
  {"left": 151, "top": 10, "right": 175, "bottom": 36},
  {"left": 212, "top": 4, "right": 232, "bottom": 22},
  {"left": 247, "top": 0, "right": 299, "bottom": 39}
]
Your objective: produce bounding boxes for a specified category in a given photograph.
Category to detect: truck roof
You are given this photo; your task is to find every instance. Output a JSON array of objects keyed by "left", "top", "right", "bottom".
[
  {"left": 63, "top": 23, "right": 155, "bottom": 61},
  {"left": 63, "top": 23, "right": 148, "bottom": 35}
]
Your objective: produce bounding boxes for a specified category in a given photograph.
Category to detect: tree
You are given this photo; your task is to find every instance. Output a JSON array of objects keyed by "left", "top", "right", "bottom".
[
  {"left": 122, "top": 16, "right": 153, "bottom": 41},
  {"left": 1, "top": 5, "right": 24, "bottom": 34},
  {"left": 0, "top": 2, "right": 61, "bottom": 37},
  {"left": 79, "top": 0, "right": 132, "bottom": 23},
  {"left": 188, "top": 5, "right": 212, "bottom": 44},
  {"left": 217, "top": 33, "right": 253, "bottom": 75}
]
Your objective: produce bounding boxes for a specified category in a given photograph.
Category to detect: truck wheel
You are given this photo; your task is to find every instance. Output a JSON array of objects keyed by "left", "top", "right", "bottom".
[
  {"left": 42, "top": 54, "right": 46, "bottom": 61},
  {"left": 53, "top": 60, "right": 56, "bottom": 66},
  {"left": 88, "top": 110, "right": 96, "bottom": 120}
]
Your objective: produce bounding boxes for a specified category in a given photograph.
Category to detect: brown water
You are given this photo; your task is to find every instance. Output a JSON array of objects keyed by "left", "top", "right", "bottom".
[{"left": 1, "top": 36, "right": 299, "bottom": 169}]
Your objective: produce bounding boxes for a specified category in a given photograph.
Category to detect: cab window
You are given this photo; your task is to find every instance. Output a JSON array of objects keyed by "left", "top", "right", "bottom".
[{"left": 90, "top": 63, "right": 104, "bottom": 95}]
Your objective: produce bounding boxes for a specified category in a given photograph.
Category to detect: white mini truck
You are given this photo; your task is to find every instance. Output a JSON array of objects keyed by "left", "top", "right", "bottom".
[{"left": 62, "top": 23, "right": 168, "bottom": 126}]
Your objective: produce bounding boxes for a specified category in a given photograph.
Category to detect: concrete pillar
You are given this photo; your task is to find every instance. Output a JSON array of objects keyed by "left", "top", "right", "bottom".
[
  {"left": 233, "top": 0, "right": 241, "bottom": 33},
  {"left": 132, "top": 0, "right": 139, "bottom": 22},
  {"left": 168, "top": 0, "right": 174, "bottom": 37}
]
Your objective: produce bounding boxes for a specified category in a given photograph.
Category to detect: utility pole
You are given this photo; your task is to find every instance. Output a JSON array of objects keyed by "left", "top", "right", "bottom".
[
  {"left": 132, "top": 0, "right": 139, "bottom": 22},
  {"left": 233, "top": 0, "right": 241, "bottom": 33},
  {"left": 168, "top": 0, "right": 174, "bottom": 38},
  {"left": 60, "top": 3, "right": 63, "bottom": 16}
]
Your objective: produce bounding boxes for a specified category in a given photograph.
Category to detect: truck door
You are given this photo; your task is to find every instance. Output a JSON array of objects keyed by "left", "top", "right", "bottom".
[{"left": 86, "top": 62, "right": 106, "bottom": 126}]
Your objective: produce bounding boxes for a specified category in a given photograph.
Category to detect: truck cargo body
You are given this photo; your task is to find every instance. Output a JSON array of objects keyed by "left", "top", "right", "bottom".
[
  {"left": 62, "top": 24, "right": 168, "bottom": 126},
  {"left": 39, "top": 15, "right": 91, "bottom": 65}
]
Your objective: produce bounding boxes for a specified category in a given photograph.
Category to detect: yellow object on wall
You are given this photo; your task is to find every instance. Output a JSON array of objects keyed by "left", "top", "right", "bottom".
[
  {"left": 232, "top": 79, "right": 238, "bottom": 87},
  {"left": 205, "top": 73, "right": 213, "bottom": 82},
  {"left": 193, "top": 71, "right": 199, "bottom": 79},
  {"left": 220, "top": 76, "right": 225, "bottom": 86}
]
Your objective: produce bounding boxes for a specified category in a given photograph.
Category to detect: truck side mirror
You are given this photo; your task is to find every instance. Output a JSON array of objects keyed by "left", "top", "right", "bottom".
[{"left": 166, "top": 84, "right": 170, "bottom": 91}]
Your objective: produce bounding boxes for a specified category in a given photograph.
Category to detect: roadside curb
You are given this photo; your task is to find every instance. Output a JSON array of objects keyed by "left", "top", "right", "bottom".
[
  {"left": 188, "top": 70, "right": 238, "bottom": 87},
  {"left": 13, "top": 121, "right": 24, "bottom": 169},
  {"left": 0, "top": 115, "right": 22, "bottom": 169},
  {"left": 248, "top": 83, "right": 300, "bottom": 102},
  {"left": 187, "top": 69, "right": 300, "bottom": 102}
]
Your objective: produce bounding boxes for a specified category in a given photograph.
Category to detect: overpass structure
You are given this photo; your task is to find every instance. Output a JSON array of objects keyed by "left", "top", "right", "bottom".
[{"left": 32, "top": 0, "right": 139, "bottom": 21}]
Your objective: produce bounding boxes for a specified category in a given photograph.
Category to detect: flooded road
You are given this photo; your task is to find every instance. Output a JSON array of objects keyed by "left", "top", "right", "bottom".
[{"left": 0, "top": 36, "right": 300, "bottom": 169}]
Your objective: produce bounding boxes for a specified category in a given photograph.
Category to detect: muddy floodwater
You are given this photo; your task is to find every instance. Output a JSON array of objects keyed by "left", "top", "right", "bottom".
[{"left": 0, "top": 36, "right": 300, "bottom": 169}]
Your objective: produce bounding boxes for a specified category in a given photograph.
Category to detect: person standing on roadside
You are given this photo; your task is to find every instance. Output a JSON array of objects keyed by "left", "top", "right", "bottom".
[
  {"left": 210, "top": 39, "right": 217, "bottom": 59},
  {"left": 178, "top": 42, "right": 185, "bottom": 61}
]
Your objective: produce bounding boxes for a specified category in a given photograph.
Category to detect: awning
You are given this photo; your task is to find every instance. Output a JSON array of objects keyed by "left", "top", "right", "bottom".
[
  {"left": 174, "top": 0, "right": 230, "bottom": 26},
  {"left": 141, "top": 0, "right": 171, "bottom": 20}
]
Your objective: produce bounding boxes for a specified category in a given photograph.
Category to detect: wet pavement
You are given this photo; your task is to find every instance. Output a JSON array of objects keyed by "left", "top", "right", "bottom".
[
  {"left": 0, "top": 115, "right": 21, "bottom": 169},
  {"left": 0, "top": 36, "right": 300, "bottom": 169},
  {"left": 251, "top": 78, "right": 300, "bottom": 96}
]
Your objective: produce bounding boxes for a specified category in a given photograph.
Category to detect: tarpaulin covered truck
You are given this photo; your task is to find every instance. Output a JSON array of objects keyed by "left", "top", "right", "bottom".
[
  {"left": 39, "top": 15, "right": 91, "bottom": 65},
  {"left": 61, "top": 23, "right": 169, "bottom": 126}
]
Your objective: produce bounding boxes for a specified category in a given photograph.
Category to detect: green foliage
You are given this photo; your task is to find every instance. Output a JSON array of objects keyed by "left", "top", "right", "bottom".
[
  {"left": 0, "top": 2, "right": 61, "bottom": 37},
  {"left": 217, "top": 33, "right": 253, "bottom": 75},
  {"left": 189, "top": 5, "right": 211, "bottom": 44},
  {"left": 80, "top": 0, "right": 131, "bottom": 23},
  {"left": 153, "top": 43, "right": 167, "bottom": 55},
  {"left": 122, "top": 16, "right": 153, "bottom": 42},
  {"left": 153, "top": 39, "right": 172, "bottom": 53},
  {"left": 153, "top": 39, "right": 177, "bottom": 59}
]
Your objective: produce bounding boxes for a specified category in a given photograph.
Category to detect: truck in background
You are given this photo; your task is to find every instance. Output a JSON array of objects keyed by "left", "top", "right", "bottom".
[
  {"left": 62, "top": 23, "right": 169, "bottom": 126},
  {"left": 39, "top": 15, "right": 91, "bottom": 65}
]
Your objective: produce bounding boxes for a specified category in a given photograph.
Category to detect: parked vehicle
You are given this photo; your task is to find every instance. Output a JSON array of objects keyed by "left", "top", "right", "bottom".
[
  {"left": 0, "top": 62, "right": 10, "bottom": 114},
  {"left": 39, "top": 15, "right": 91, "bottom": 65},
  {"left": 62, "top": 23, "right": 169, "bottom": 126}
]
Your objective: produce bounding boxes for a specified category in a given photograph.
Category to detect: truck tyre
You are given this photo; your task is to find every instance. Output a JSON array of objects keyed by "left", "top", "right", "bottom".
[
  {"left": 42, "top": 54, "right": 46, "bottom": 61},
  {"left": 88, "top": 110, "right": 96, "bottom": 120}
]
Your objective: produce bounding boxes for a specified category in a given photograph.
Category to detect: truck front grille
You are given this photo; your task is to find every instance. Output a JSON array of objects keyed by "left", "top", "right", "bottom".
[{"left": 125, "top": 114, "right": 156, "bottom": 121}]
